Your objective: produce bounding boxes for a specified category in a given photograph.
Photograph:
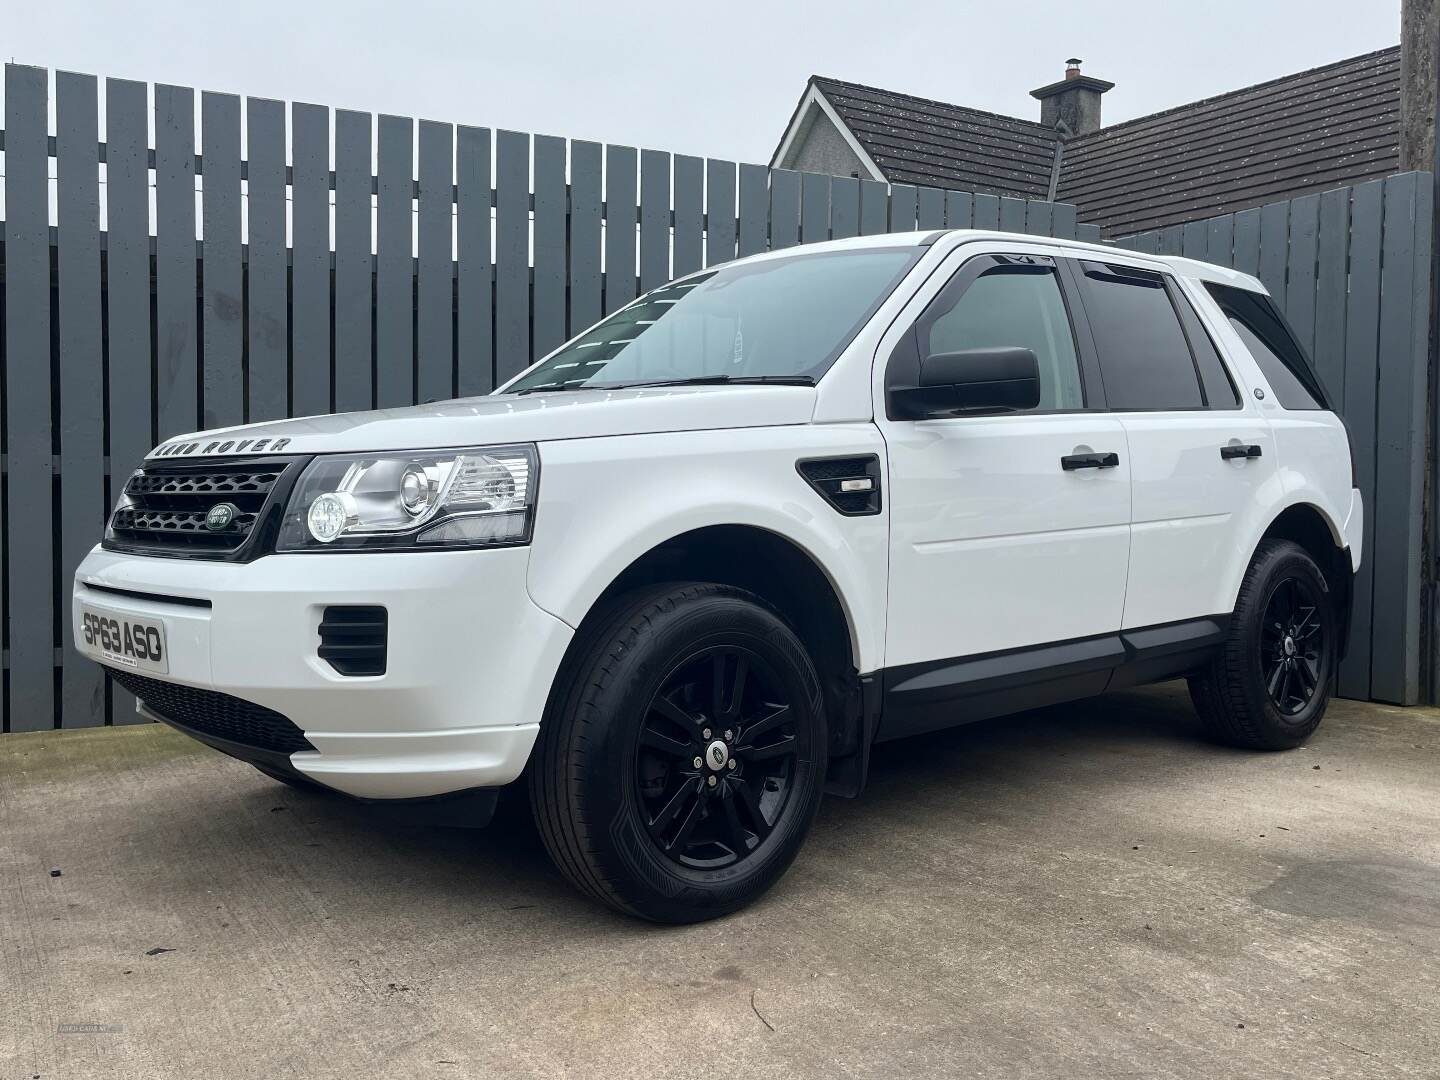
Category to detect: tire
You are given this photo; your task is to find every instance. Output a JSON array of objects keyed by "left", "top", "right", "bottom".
[
  {"left": 529, "top": 583, "right": 827, "bottom": 923},
  {"left": 1189, "top": 539, "right": 1337, "bottom": 750}
]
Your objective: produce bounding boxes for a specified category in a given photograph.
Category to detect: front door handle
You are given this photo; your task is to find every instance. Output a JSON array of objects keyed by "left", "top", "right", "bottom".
[
  {"left": 1061, "top": 452, "right": 1120, "bottom": 471},
  {"left": 1221, "top": 444, "right": 1263, "bottom": 460}
]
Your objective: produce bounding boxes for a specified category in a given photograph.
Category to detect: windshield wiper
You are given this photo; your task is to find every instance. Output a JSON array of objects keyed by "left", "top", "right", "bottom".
[
  {"left": 512, "top": 379, "right": 595, "bottom": 395},
  {"left": 611, "top": 374, "right": 816, "bottom": 389}
]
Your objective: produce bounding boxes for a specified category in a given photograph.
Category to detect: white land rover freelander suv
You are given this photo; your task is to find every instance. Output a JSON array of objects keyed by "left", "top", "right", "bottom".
[{"left": 75, "top": 230, "right": 1361, "bottom": 922}]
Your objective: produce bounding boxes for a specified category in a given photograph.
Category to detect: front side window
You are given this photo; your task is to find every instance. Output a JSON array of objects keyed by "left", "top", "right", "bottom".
[
  {"left": 1078, "top": 263, "right": 1204, "bottom": 410},
  {"left": 503, "top": 247, "right": 918, "bottom": 393},
  {"left": 1204, "top": 283, "right": 1327, "bottom": 410},
  {"left": 922, "top": 264, "right": 1084, "bottom": 411}
]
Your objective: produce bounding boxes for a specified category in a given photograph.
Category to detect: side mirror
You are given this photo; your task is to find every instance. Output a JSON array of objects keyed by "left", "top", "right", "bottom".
[{"left": 889, "top": 346, "right": 1042, "bottom": 420}]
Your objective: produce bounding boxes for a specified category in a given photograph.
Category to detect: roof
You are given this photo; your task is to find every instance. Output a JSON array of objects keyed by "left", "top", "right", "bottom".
[
  {"left": 790, "top": 47, "right": 1401, "bottom": 238},
  {"left": 1058, "top": 47, "right": 1401, "bottom": 236},
  {"left": 807, "top": 76, "right": 1058, "bottom": 200}
]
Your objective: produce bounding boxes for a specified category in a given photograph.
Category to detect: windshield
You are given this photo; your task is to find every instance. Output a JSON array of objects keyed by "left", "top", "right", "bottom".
[{"left": 502, "top": 246, "right": 918, "bottom": 393}]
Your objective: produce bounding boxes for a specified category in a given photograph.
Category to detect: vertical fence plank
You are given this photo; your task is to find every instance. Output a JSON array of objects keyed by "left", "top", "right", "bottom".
[
  {"left": 890, "top": 185, "right": 918, "bottom": 232},
  {"left": 417, "top": 120, "right": 456, "bottom": 397},
  {"left": 737, "top": 163, "right": 768, "bottom": 256},
  {"left": 568, "top": 140, "right": 603, "bottom": 334},
  {"left": 771, "top": 169, "right": 801, "bottom": 249},
  {"left": 605, "top": 145, "right": 639, "bottom": 310},
  {"left": 1180, "top": 219, "right": 1208, "bottom": 261},
  {"left": 334, "top": 110, "right": 374, "bottom": 410},
  {"left": 292, "top": 102, "right": 332, "bottom": 415},
  {"left": 4, "top": 65, "right": 53, "bottom": 731},
  {"left": 946, "top": 190, "right": 974, "bottom": 229},
  {"left": 1156, "top": 224, "right": 1184, "bottom": 255},
  {"left": 859, "top": 179, "right": 888, "bottom": 235},
  {"left": 1205, "top": 214, "right": 1235, "bottom": 268},
  {"left": 1284, "top": 194, "right": 1321, "bottom": 358},
  {"left": 1232, "top": 208, "right": 1262, "bottom": 276},
  {"left": 456, "top": 125, "right": 493, "bottom": 395},
  {"left": 246, "top": 97, "right": 288, "bottom": 420},
  {"left": 376, "top": 114, "right": 416, "bottom": 405},
  {"left": 201, "top": 92, "right": 243, "bottom": 428},
  {"left": 705, "top": 159, "right": 737, "bottom": 266},
  {"left": 917, "top": 186, "right": 945, "bottom": 230},
  {"left": 532, "top": 134, "right": 567, "bottom": 360},
  {"left": 495, "top": 130, "right": 530, "bottom": 381},
  {"left": 801, "top": 172, "right": 830, "bottom": 243},
  {"left": 1312, "top": 189, "right": 1351, "bottom": 405},
  {"left": 55, "top": 71, "right": 105, "bottom": 728},
  {"left": 673, "top": 155, "right": 704, "bottom": 277},
  {"left": 1050, "top": 201, "right": 1076, "bottom": 239},
  {"left": 1257, "top": 201, "right": 1289, "bottom": 302},
  {"left": 1337, "top": 179, "right": 1384, "bottom": 700},
  {"left": 831, "top": 176, "right": 860, "bottom": 239},
  {"left": 998, "top": 195, "right": 1025, "bottom": 233},
  {"left": 1076, "top": 222, "right": 1103, "bottom": 243},
  {"left": 155, "top": 84, "right": 198, "bottom": 438},
  {"left": 639, "top": 149, "right": 671, "bottom": 292},
  {"left": 103, "top": 77, "right": 152, "bottom": 724},
  {"left": 973, "top": 193, "right": 1001, "bottom": 229},
  {"left": 1370, "top": 174, "right": 1428, "bottom": 704},
  {"left": 1024, "top": 200, "right": 1053, "bottom": 236}
]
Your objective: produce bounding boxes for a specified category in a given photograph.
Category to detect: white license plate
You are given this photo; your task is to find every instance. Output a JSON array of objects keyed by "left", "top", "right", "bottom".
[{"left": 79, "top": 605, "right": 169, "bottom": 674}]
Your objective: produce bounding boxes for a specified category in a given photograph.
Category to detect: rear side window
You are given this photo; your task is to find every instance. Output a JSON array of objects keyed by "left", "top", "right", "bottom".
[
  {"left": 1204, "top": 283, "right": 1327, "bottom": 410},
  {"left": 1077, "top": 263, "right": 1203, "bottom": 410}
]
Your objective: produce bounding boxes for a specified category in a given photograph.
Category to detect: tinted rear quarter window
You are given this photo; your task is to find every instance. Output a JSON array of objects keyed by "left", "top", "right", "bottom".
[
  {"left": 1077, "top": 263, "right": 1203, "bottom": 410},
  {"left": 1203, "top": 283, "right": 1327, "bottom": 410}
]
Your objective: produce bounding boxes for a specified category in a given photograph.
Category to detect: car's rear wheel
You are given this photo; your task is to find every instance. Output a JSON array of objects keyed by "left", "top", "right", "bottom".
[
  {"left": 1189, "top": 539, "right": 1337, "bottom": 749},
  {"left": 530, "top": 583, "right": 826, "bottom": 922}
]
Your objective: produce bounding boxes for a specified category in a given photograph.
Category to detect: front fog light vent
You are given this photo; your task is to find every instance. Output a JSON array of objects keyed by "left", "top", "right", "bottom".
[
  {"left": 318, "top": 606, "right": 388, "bottom": 676},
  {"left": 797, "top": 455, "right": 882, "bottom": 516}
]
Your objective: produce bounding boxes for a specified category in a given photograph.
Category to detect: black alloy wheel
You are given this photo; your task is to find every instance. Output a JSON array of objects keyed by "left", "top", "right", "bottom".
[
  {"left": 1260, "top": 575, "right": 1325, "bottom": 716},
  {"left": 636, "top": 646, "right": 799, "bottom": 870}
]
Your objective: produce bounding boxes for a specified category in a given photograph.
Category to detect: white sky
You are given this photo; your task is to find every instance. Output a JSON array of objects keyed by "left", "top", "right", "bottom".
[{"left": 4, "top": 0, "right": 1403, "bottom": 166}]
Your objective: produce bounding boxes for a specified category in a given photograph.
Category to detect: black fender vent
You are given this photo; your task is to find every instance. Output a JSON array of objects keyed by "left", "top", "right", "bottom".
[
  {"left": 796, "top": 455, "right": 882, "bottom": 516},
  {"left": 318, "top": 606, "right": 389, "bottom": 676}
]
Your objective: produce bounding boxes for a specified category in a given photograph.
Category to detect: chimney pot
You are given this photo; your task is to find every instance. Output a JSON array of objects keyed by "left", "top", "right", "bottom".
[{"left": 1065, "top": 58, "right": 1083, "bottom": 80}]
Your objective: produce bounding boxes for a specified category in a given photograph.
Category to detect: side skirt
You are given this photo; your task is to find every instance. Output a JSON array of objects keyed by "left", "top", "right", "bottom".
[{"left": 876, "top": 615, "right": 1230, "bottom": 743}]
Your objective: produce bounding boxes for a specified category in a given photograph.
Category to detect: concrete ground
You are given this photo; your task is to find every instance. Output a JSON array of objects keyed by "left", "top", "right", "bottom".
[{"left": 1, "top": 684, "right": 1437, "bottom": 1080}]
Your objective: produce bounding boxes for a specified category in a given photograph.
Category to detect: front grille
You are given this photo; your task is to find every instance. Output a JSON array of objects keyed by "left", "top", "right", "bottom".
[
  {"left": 107, "top": 668, "right": 316, "bottom": 755},
  {"left": 107, "top": 457, "right": 299, "bottom": 558},
  {"left": 318, "top": 606, "right": 389, "bottom": 676}
]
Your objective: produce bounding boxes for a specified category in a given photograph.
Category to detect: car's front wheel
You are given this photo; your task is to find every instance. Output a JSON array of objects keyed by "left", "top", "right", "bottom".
[
  {"left": 1189, "top": 539, "right": 1337, "bottom": 750},
  {"left": 530, "top": 583, "right": 827, "bottom": 922}
]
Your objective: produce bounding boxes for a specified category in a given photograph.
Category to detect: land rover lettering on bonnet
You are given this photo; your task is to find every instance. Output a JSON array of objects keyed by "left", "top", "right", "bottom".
[{"left": 74, "top": 230, "right": 1361, "bottom": 922}]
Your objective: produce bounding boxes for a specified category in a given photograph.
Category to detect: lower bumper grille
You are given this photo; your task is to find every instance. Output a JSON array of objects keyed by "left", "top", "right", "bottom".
[{"left": 107, "top": 669, "right": 315, "bottom": 755}]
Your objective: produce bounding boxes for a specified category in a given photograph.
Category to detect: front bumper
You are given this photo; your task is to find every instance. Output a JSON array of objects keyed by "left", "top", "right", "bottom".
[{"left": 73, "top": 546, "right": 573, "bottom": 799}]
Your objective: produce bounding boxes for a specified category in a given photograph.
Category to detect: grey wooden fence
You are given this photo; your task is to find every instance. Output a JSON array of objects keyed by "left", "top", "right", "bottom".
[
  {"left": 0, "top": 63, "right": 1100, "bottom": 732},
  {"left": 1115, "top": 174, "right": 1435, "bottom": 706}
]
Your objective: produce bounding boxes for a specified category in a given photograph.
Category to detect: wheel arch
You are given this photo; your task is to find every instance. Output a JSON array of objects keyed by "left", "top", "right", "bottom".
[
  {"left": 1251, "top": 501, "right": 1353, "bottom": 653},
  {"left": 548, "top": 524, "right": 874, "bottom": 795}
]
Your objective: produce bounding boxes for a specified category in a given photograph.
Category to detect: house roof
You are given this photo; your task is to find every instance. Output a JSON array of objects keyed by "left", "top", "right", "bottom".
[
  {"left": 806, "top": 76, "right": 1059, "bottom": 200},
  {"left": 789, "top": 47, "right": 1401, "bottom": 238},
  {"left": 1056, "top": 47, "right": 1400, "bottom": 236}
]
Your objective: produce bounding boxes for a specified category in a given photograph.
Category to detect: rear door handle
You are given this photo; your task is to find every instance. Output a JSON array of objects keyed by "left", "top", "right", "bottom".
[
  {"left": 1220, "top": 444, "right": 1263, "bottom": 460},
  {"left": 1060, "top": 452, "right": 1120, "bottom": 471}
]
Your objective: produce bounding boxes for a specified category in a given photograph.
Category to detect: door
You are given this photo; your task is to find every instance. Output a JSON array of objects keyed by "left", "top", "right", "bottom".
[
  {"left": 1066, "top": 258, "right": 1278, "bottom": 629},
  {"left": 880, "top": 252, "right": 1131, "bottom": 674}
]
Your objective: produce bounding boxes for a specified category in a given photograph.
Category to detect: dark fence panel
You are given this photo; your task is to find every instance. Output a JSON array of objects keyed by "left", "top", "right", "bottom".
[
  {"left": 0, "top": 62, "right": 1420, "bottom": 730},
  {"left": 1117, "top": 174, "right": 1435, "bottom": 705}
]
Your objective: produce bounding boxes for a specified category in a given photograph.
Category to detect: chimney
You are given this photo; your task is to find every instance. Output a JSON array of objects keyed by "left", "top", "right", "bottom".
[{"left": 1031, "top": 58, "right": 1115, "bottom": 136}]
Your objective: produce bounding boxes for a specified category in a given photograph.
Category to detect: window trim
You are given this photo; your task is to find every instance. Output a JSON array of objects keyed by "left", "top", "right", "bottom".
[{"left": 884, "top": 252, "right": 1105, "bottom": 421}]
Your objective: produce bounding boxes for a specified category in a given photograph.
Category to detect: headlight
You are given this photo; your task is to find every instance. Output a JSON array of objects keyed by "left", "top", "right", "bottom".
[{"left": 276, "top": 444, "right": 538, "bottom": 552}]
